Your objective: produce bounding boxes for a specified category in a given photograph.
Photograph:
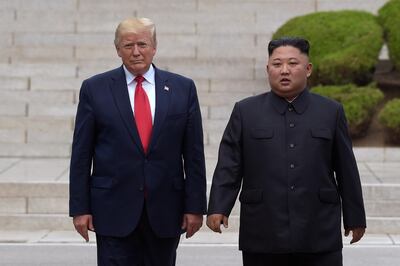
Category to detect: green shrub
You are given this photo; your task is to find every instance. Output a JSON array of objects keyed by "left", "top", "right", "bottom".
[
  {"left": 273, "top": 11, "right": 383, "bottom": 86},
  {"left": 378, "top": 98, "right": 400, "bottom": 144},
  {"left": 311, "top": 84, "right": 384, "bottom": 137},
  {"left": 378, "top": 0, "right": 400, "bottom": 71}
]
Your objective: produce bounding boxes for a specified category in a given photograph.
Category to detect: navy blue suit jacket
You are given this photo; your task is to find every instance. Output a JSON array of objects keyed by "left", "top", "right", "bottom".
[{"left": 69, "top": 65, "right": 207, "bottom": 238}]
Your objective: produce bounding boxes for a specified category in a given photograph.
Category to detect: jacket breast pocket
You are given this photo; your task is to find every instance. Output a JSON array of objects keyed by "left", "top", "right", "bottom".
[
  {"left": 311, "top": 128, "right": 332, "bottom": 140},
  {"left": 251, "top": 128, "right": 274, "bottom": 140},
  {"left": 239, "top": 189, "right": 263, "bottom": 204},
  {"left": 90, "top": 176, "right": 113, "bottom": 189}
]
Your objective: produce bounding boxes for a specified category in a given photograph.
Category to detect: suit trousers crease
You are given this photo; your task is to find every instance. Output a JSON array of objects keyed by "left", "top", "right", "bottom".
[
  {"left": 96, "top": 203, "right": 180, "bottom": 266},
  {"left": 242, "top": 250, "right": 343, "bottom": 266}
]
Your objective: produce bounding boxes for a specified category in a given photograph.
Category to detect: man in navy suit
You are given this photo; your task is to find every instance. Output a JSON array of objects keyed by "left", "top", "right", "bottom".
[
  {"left": 69, "top": 18, "right": 207, "bottom": 266},
  {"left": 207, "top": 37, "right": 366, "bottom": 266}
]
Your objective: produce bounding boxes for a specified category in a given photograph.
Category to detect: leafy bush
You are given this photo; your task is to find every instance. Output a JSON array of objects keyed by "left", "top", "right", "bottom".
[
  {"left": 378, "top": 0, "right": 400, "bottom": 71},
  {"left": 378, "top": 98, "right": 400, "bottom": 144},
  {"left": 273, "top": 11, "right": 383, "bottom": 86},
  {"left": 311, "top": 84, "right": 384, "bottom": 137}
]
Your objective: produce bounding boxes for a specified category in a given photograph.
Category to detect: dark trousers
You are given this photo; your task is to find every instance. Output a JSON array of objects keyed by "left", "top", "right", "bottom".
[
  {"left": 242, "top": 250, "right": 342, "bottom": 266},
  {"left": 96, "top": 206, "right": 180, "bottom": 266}
]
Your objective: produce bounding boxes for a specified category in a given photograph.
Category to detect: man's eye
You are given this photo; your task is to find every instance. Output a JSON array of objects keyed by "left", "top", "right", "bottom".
[
  {"left": 138, "top": 43, "right": 148, "bottom": 48},
  {"left": 289, "top": 62, "right": 298, "bottom": 65},
  {"left": 272, "top": 63, "right": 281, "bottom": 67}
]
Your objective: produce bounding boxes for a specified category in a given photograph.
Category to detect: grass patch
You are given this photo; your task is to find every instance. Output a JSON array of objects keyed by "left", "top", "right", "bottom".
[
  {"left": 378, "top": 0, "right": 400, "bottom": 71},
  {"left": 311, "top": 84, "right": 384, "bottom": 137},
  {"left": 379, "top": 98, "right": 400, "bottom": 144}
]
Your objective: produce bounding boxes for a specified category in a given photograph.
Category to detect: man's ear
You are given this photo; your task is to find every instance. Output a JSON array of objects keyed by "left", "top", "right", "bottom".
[{"left": 306, "top": 63, "right": 313, "bottom": 77}]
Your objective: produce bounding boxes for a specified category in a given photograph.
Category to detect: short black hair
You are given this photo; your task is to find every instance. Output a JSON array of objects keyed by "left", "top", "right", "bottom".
[{"left": 268, "top": 37, "right": 310, "bottom": 56}]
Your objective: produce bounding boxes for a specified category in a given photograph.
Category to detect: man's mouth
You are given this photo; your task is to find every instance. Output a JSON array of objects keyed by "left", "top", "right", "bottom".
[{"left": 280, "top": 78, "right": 290, "bottom": 85}]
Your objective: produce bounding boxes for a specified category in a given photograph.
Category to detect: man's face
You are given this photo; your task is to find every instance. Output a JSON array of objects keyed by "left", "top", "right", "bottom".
[
  {"left": 116, "top": 30, "right": 156, "bottom": 76},
  {"left": 266, "top": 45, "right": 312, "bottom": 100}
]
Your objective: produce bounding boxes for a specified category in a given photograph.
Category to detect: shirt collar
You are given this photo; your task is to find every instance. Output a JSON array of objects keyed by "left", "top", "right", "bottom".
[
  {"left": 123, "top": 64, "right": 155, "bottom": 85},
  {"left": 270, "top": 88, "right": 310, "bottom": 114}
]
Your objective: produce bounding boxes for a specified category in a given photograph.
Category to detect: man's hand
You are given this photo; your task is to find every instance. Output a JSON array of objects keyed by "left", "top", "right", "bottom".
[
  {"left": 206, "top": 214, "right": 228, "bottom": 233},
  {"left": 344, "top": 227, "right": 365, "bottom": 244},
  {"left": 73, "top": 214, "right": 94, "bottom": 242},
  {"left": 181, "top": 214, "right": 203, "bottom": 238}
]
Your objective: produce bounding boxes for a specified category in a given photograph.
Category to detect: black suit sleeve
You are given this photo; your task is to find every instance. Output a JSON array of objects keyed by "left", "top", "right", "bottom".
[
  {"left": 182, "top": 80, "right": 207, "bottom": 214},
  {"left": 333, "top": 104, "right": 366, "bottom": 229},
  {"left": 69, "top": 80, "right": 95, "bottom": 217},
  {"left": 208, "top": 103, "right": 243, "bottom": 217}
]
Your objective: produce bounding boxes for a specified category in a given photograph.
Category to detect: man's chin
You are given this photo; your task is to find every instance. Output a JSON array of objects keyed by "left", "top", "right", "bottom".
[
  {"left": 127, "top": 65, "right": 148, "bottom": 75},
  {"left": 276, "top": 85, "right": 293, "bottom": 93}
]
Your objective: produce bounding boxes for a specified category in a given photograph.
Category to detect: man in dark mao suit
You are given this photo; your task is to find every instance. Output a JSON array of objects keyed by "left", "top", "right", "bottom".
[
  {"left": 207, "top": 37, "right": 366, "bottom": 266},
  {"left": 69, "top": 18, "right": 207, "bottom": 266}
]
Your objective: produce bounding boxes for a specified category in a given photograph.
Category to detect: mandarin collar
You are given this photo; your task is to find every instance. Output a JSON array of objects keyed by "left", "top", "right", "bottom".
[{"left": 270, "top": 88, "right": 310, "bottom": 114}]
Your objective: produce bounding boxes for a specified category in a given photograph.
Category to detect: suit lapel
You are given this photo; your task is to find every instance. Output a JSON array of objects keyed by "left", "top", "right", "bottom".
[
  {"left": 109, "top": 66, "right": 144, "bottom": 153},
  {"left": 148, "top": 68, "right": 170, "bottom": 153}
]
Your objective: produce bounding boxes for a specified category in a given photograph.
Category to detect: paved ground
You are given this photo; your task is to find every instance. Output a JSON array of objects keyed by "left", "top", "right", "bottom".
[
  {"left": 0, "top": 243, "right": 399, "bottom": 266},
  {"left": 0, "top": 231, "right": 400, "bottom": 265}
]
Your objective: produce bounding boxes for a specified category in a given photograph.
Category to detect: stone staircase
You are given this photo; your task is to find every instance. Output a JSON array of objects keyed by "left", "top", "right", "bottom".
[{"left": 1, "top": 0, "right": 398, "bottom": 234}]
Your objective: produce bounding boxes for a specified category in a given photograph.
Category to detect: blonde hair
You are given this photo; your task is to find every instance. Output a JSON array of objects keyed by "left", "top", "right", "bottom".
[{"left": 114, "top": 18, "right": 157, "bottom": 47}]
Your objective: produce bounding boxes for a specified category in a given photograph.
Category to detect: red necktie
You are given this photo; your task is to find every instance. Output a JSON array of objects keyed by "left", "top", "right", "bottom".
[{"left": 134, "top": 76, "right": 152, "bottom": 154}]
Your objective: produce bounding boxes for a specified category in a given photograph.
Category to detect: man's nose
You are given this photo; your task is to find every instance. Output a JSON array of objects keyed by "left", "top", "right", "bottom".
[
  {"left": 281, "top": 63, "right": 289, "bottom": 74},
  {"left": 132, "top": 45, "right": 140, "bottom": 56}
]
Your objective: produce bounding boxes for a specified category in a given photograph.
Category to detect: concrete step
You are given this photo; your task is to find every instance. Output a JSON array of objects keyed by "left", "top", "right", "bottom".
[
  {"left": 0, "top": 213, "right": 398, "bottom": 234},
  {"left": 0, "top": 182, "right": 399, "bottom": 232},
  {"left": 0, "top": 147, "right": 398, "bottom": 231},
  {"left": 2, "top": 183, "right": 397, "bottom": 201},
  {"left": 0, "top": 214, "right": 73, "bottom": 231},
  {"left": 0, "top": 143, "right": 71, "bottom": 157},
  {"left": 0, "top": 63, "right": 76, "bottom": 78},
  {"left": 0, "top": 143, "right": 220, "bottom": 158}
]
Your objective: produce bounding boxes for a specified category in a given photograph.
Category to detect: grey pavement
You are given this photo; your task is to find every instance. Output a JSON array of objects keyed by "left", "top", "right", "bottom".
[
  {"left": 0, "top": 229, "right": 400, "bottom": 265},
  {"left": 0, "top": 242, "right": 399, "bottom": 266},
  {"left": 1, "top": 230, "right": 400, "bottom": 246}
]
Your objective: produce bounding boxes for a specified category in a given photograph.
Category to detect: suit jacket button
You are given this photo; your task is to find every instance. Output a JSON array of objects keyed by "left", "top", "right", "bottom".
[
  {"left": 289, "top": 143, "right": 295, "bottom": 148},
  {"left": 290, "top": 163, "right": 295, "bottom": 169},
  {"left": 139, "top": 186, "right": 144, "bottom": 191},
  {"left": 290, "top": 185, "right": 295, "bottom": 190},
  {"left": 289, "top": 123, "right": 295, "bottom": 128}
]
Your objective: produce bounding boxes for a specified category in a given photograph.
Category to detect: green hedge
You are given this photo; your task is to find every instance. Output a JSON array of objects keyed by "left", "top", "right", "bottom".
[
  {"left": 311, "top": 84, "right": 384, "bottom": 137},
  {"left": 378, "top": 0, "right": 400, "bottom": 71},
  {"left": 379, "top": 98, "right": 400, "bottom": 144},
  {"left": 273, "top": 11, "right": 383, "bottom": 86}
]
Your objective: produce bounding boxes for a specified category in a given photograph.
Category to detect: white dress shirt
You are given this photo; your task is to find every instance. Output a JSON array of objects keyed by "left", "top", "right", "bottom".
[{"left": 123, "top": 64, "right": 156, "bottom": 124}]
